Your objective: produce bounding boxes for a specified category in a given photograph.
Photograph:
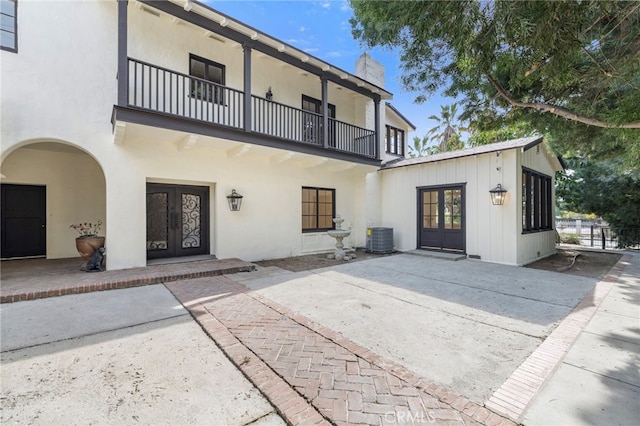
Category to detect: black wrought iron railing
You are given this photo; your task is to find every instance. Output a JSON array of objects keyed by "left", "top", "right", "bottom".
[
  {"left": 556, "top": 219, "right": 640, "bottom": 249},
  {"left": 251, "top": 96, "right": 323, "bottom": 146},
  {"left": 126, "top": 58, "right": 378, "bottom": 159},
  {"left": 330, "top": 118, "right": 376, "bottom": 158},
  {"left": 251, "top": 96, "right": 376, "bottom": 157},
  {"left": 128, "top": 58, "right": 244, "bottom": 129}
]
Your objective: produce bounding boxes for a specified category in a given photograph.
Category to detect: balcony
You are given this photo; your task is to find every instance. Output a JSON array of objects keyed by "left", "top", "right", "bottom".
[{"left": 124, "top": 58, "right": 378, "bottom": 160}]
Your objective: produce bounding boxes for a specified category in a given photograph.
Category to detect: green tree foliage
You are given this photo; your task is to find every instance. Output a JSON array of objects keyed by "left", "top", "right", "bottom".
[
  {"left": 467, "top": 121, "right": 536, "bottom": 147},
  {"left": 426, "top": 104, "right": 466, "bottom": 152},
  {"left": 557, "top": 159, "right": 640, "bottom": 247},
  {"left": 408, "top": 135, "right": 429, "bottom": 158},
  {"left": 349, "top": 0, "right": 640, "bottom": 165}
]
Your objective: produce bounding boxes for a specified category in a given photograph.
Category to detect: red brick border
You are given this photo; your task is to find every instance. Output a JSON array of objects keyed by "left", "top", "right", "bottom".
[
  {"left": 248, "top": 291, "right": 516, "bottom": 426},
  {"left": 166, "top": 275, "right": 516, "bottom": 426},
  {"left": 188, "top": 304, "right": 329, "bottom": 426},
  {"left": 486, "top": 253, "right": 633, "bottom": 421},
  {"left": 0, "top": 260, "right": 254, "bottom": 304}
]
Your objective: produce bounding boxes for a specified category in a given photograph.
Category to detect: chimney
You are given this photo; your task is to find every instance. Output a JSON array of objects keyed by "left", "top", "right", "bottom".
[{"left": 355, "top": 53, "right": 385, "bottom": 89}]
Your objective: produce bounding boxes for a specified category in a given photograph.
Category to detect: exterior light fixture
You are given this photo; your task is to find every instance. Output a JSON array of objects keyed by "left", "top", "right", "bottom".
[
  {"left": 266, "top": 87, "right": 273, "bottom": 100},
  {"left": 489, "top": 184, "right": 507, "bottom": 205},
  {"left": 226, "top": 189, "right": 243, "bottom": 211}
]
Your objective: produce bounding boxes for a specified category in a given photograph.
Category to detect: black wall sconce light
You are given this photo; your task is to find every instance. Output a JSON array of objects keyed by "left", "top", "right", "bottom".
[
  {"left": 266, "top": 87, "right": 273, "bottom": 100},
  {"left": 227, "top": 189, "right": 244, "bottom": 211},
  {"left": 489, "top": 184, "right": 507, "bottom": 205}
]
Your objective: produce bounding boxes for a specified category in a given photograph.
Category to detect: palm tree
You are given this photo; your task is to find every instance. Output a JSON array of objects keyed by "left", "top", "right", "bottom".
[
  {"left": 408, "top": 135, "right": 429, "bottom": 157},
  {"left": 427, "top": 103, "right": 466, "bottom": 152}
]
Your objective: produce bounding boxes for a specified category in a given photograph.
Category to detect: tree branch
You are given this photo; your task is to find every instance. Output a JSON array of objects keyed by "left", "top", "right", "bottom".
[{"left": 485, "top": 74, "right": 640, "bottom": 129}]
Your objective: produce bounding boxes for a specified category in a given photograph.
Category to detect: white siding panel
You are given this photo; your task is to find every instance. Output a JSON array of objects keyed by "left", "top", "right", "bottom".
[{"left": 516, "top": 145, "right": 559, "bottom": 265}]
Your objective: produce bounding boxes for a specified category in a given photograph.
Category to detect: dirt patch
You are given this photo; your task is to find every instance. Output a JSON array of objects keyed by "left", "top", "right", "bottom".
[
  {"left": 525, "top": 249, "right": 622, "bottom": 279},
  {"left": 258, "top": 248, "right": 622, "bottom": 279},
  {"left": 255, "top": 249, "right": 399, "bottom": 272}
]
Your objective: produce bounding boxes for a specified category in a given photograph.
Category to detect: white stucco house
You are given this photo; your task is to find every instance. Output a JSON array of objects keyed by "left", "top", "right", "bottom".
[{"left": 1, "top": 0, "right": 562, "bottom": 270}]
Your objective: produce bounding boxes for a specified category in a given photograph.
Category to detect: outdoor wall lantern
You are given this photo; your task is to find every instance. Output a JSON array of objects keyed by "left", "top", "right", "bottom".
[
  {"left": 226, "top": 189, "right": 244, "bottom": 211},
  {"left": 266, "top": 87, "right": 273, "bottom": 100},
  {"left": 489, "top": 184, "right": 507, "bottom": 205}
]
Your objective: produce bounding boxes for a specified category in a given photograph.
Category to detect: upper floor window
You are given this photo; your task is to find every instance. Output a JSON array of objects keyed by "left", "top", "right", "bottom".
[
  {"left": 302, "top": 187, "right": 335, "bottom": 232},
  {"left": 522, "top": 168, "right": 553, "bottom": 233},
  {"left": 1, "top": 0, "right": 17, "bottom": 52},
  {"left": 385, "top": 125, "right": 405, "bottom": 156},
  {"left": 189, "top": 54, "right": 225, "bottom": 104}
]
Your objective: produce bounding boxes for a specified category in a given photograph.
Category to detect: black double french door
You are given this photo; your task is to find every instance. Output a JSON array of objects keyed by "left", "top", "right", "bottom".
[
  {"left": 302, "top": 95, "right": 336, "bottom": 146},
  {"left": 146, "top": 184, "right": 209, "bottom": 260},
  {"left": 418, "top": 185, "right": 465, "bottom": 252}
]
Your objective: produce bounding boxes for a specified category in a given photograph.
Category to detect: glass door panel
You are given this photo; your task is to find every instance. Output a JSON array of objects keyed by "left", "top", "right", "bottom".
[
  {"left": 147, "top": 184, "right": 209, "bottom": 259},
  {"left": 181, "top": 193, "right": 201, "bottom": 249},
  {"left": 419, "top": 186, "right": 465, "bottom": 252},
  {"left": 147, "top": 192, "right": 169, "bottom": 251}
]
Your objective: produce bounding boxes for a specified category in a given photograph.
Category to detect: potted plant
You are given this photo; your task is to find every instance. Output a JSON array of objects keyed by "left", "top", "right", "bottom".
[{"left": 70, "top": 220, "right": 104, "bottom": 270}]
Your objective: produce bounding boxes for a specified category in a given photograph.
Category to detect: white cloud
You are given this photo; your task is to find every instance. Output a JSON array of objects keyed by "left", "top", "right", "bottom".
[
  {"left": 304, "top": 48, "right": 319, "bottom": 53},
  {"left": 299, "top": 26, "right": 307, "bottom": 32}
]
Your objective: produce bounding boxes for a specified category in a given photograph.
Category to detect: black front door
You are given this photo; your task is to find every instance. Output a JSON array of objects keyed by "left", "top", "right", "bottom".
[
  {"left": 418, "top": 185, "right": 465, "bottom": 252},
  {"left": 1, "top": 184, "right": 47, "bottom": 258},
  {"left": 146, "top": 184, "right": 210, "bottom": 259}
]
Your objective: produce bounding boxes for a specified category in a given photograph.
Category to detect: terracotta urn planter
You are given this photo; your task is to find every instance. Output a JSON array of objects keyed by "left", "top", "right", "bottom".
[{"left": 75, "top": 236, "right": 105, "bottom": 270}]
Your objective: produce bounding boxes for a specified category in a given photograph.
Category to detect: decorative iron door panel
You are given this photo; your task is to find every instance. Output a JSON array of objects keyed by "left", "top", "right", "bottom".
[
  {"left": 418, "top": 185, "right": 465, "bottom": 252},
  {"left": 146, "top": 184, "right": 209, "bottom": 259}
]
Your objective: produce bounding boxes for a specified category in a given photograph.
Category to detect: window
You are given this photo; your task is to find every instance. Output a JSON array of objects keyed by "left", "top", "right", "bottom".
[
  {"left": 522, "top": 168, "right": 553, "bottom": 233},
  {"left": 1, "top": 0, "right": 17, "bottom": 52},
  {"left": 302, "top": 187, "right": 335, "bottom": 232},
  {"left": 385, "top": 125, "right": 405, "bottom": 156},
  {"left": 189, "top": 54, "right": 225, "bottom": 104}
]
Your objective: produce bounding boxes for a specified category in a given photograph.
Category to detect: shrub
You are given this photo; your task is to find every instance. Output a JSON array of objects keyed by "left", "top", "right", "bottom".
[{"left": 560, "top": 233, "right": 581, "bottom": 245}]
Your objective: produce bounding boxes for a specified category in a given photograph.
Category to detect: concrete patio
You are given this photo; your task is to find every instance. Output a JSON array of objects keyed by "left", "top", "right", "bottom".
[{"left": 1, "top": 251, "right": 637, "bottom": 425}]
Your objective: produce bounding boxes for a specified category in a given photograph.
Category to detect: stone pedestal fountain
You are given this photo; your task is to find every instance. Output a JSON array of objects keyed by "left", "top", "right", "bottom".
[{"left": 326, "top": 215, "right": 355, "bottom": 261}]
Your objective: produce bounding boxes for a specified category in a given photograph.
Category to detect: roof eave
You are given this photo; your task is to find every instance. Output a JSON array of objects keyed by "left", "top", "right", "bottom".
[{"left": 170, "top": 0, "right": 393, "bottom": 100}]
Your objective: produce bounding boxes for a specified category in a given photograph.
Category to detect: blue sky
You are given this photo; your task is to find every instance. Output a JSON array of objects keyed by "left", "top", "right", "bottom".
[{"left": 207, "top": 0, "right": 454, "bottom": 145}]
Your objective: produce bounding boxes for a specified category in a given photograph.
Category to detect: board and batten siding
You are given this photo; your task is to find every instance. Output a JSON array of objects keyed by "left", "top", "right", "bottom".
[
  {"left": 516, "top": 144, "right": 561, "bottom": 265},
  {"left": 378, "top": 141, "right": 561, "bottom": 266},
  {"left": 379, "top": 149, "right": 520, "bottom": 264}
]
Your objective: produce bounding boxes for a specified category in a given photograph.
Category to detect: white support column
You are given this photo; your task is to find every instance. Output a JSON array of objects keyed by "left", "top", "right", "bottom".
[{"left": 104, "top": 164, "right": 146, "bottom": 270}]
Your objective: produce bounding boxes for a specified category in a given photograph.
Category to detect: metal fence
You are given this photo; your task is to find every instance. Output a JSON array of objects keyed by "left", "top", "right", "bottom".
[{"left": 556, "top": 219, "right": 640, "bottom": 249}]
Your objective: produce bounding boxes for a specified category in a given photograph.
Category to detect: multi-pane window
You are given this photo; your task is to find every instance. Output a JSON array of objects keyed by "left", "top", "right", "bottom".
[
  {"left": 385, "top": 125, "right": 405, "bottom": 156},
  {"left": 422, "top": 190, "right": 439, "bottom": 229},
  {"left": 189, "top": 54, "right": 225, "bottom": 104},
  {"left": 443, "top": 188, "right": 462, "bottom": 229},
  {"left": 302, "top": 187, "right": 335, "bottom": 232},
  {"left": 522, "top": 168, "right": 553, "bottom": 233},
  {"left": 1, "top": 0, "right": 17, "bottom": 52}
]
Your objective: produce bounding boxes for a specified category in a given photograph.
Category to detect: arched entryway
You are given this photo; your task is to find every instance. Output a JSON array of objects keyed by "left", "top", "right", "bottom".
[{"left": 1, "top": 141, "right": 106, "bottom": 259}]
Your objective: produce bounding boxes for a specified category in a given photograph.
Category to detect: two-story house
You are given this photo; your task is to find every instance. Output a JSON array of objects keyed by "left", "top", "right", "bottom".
[{"left": 1, "top": 0, "right": 561, "bottom": 270}]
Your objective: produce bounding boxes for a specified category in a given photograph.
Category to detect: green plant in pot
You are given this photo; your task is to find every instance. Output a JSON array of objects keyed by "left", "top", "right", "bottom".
[{"left": 70, "top": 220, "right": 105, "bottom": 270}]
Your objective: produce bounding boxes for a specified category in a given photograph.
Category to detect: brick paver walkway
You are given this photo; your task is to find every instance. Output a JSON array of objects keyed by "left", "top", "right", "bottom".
[
  {"left": 0, "top": 258, "right": 254, "bottom": 303},
  {"left": 166, "top": 277, "right": 515, "bottom": 426}
]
